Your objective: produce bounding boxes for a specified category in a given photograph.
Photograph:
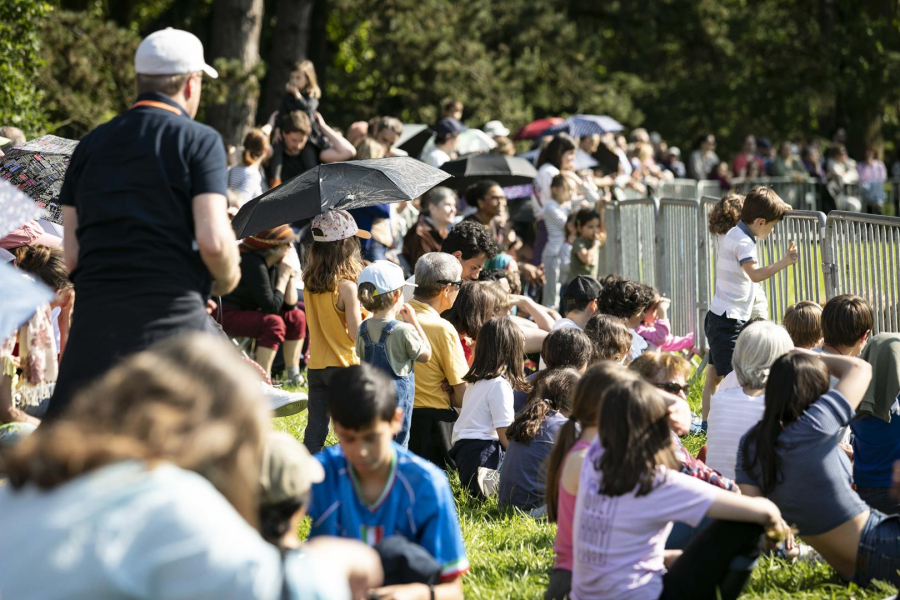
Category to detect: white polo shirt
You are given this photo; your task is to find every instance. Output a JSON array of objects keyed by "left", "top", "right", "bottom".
[{"left": 709, "top": 222, "right": 760, "bottom": 321}]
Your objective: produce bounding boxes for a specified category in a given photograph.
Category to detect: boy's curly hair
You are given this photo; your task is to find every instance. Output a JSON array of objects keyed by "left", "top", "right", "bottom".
[
  {"left": 597, "top": 276, "right": 655, "bottom": 320},
  {"left": 708, "top": 193, "right": 745, "bottom": 236}
]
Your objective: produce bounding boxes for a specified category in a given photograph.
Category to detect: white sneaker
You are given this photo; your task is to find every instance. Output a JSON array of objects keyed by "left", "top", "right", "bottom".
[{"left": 261, "top": 383, "right": 308, "bottom": 418}]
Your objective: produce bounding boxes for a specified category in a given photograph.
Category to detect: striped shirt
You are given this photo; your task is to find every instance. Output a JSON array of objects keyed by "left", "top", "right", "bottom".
[
  {"left": 709, "top": 222, "right": 760, "bottom": 320},
  {"left": 706, "top": 387, "right": 766, "bottom": 479},
  {"left": 736, "top": 389, "right": 869, "bottom": 536},
  {"left": 226, "top": 164, "right": 263, "bottom": 205}
]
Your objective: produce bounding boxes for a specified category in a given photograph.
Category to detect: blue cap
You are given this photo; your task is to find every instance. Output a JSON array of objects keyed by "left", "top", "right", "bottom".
[{"left": 434, "top": 118, "right": 467, "bottom": 137}]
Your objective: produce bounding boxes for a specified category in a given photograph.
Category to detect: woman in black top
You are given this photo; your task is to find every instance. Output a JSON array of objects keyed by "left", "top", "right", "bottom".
[{"left": 219, "top": 225, "right": 306, "bottom": 381}]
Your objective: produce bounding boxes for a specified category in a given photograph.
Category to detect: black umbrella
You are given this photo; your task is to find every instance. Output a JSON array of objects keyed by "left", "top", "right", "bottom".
[
  {"left": 232, "top": 157, "right": 451, "bottom": 238},
  {"left": 397, "top": 125, "right": 433, "bottom": 159},
  {"left": 439, "top": 154, "right": 538, "bottom": 192},
  {"left": 0, "top": 135, "right": 78, "bottom": 226}
]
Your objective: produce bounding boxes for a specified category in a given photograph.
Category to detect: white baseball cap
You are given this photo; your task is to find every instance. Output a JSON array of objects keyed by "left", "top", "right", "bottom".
[
  {"left": 359, "top": 260, "right": 416, "bottom": 296},
  {"left": 135, "top": 28, "right": 218, "bottom": 79},
  {"left": 483, "top": 120, "right": 510, "bottom": 138}
]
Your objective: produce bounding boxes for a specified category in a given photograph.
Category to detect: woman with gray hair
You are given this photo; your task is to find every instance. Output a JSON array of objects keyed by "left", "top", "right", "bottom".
[
  {"left": 706, "top": 321, "right": 794, "bottom": 479},
  {"left": 402, "top": 187, "right": 458, "bottom": 269}
]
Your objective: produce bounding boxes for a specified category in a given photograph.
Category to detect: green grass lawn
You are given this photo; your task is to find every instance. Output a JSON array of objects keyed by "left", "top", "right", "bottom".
[{"left": 276, "top": 375, "right": 897, "bottom": 599}]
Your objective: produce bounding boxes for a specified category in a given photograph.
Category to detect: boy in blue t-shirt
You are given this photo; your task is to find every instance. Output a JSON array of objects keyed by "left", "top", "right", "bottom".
[
  {"left": 309, "top": 363, "right": 469, "bottom": 600},
  {"left": 702, "top": 186, "right": 798, "bottom": 427}
]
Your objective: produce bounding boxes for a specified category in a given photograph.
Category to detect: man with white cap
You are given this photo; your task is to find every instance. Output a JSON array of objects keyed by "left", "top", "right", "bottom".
[{"left": 50, "top": 28, "right": 241, "bottom": 418}]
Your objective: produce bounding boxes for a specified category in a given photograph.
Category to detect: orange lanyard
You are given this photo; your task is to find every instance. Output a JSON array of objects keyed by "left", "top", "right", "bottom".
[{"left": 129, "top": 100, "right": 183, "bottom": 116}]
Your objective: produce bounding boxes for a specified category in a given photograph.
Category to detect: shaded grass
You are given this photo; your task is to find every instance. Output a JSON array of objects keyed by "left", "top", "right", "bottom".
[{"left": 275, "top": 379, "right": 897, "bottom": 599}]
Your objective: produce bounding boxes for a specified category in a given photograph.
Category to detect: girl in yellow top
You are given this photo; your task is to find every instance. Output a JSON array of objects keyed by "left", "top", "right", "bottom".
[{"left": 302, "top": 209, "right": 369, "bottom": 453}]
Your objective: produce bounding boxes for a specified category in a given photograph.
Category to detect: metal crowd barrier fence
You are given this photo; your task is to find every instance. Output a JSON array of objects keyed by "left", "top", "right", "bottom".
[
  {"left": 757, "top": 210, "right": 829, "bottom": 324},
  {"left": 697, "top": 180, "right": 723, "bottom": 200},
  {"left": 697, "top": 196, "right": 721, "bottom": 350},
  {"left": 824, "top": 212, "right": 900, "bottom": 334},
  {"left": 730, "top": 177, "right": 815, "bottom": 209},
  {"left": 656, "top": 198, "right": 700, "bottom": 339},
  {"left": 657, "top": 179, "right": 699, "bottom": 201},
  {"left": 614, "top": 198, "right": 658, "bottom": 288},
  {"left": 597, "top": 200, "right": 619, "bottom": 277}
]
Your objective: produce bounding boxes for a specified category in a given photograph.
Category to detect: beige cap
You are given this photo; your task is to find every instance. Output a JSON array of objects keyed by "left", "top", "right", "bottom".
[{"left": 260, "top": 432, "right": 325, "bottom": 505}]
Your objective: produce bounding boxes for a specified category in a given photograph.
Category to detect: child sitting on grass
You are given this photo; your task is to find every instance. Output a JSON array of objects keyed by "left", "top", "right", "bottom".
[
  {"left": 636, "top": 290, "right": 694, "bottom": 352},
  {"left": 356, "top": 261, "right": 432, "bottom": 448},
  {"left": 450, "top": 318, "right": 531, "bottom": 498},
  {"left": 597, "top": 275, "right": 656, "bottom": 361},
  {"left": 499, "top": 368, "right": 581, "bottom": 515},
  {"left": 568, "top": 208, "right": 603, "bottom": 281},
  {"left": 702, "top": 187, "right": 797, "bottom": 429},
  {"left": 782, "top": 300, "right": 823, "bottom": 350},
  {"left": 309, "top": 363, "right": 468, "bottom": 600},
  {"left": 572, "top": 377, "right": 788, "bottom": 600},
  {"left": 583, "top": 313, "right": 633, "bottom": 365},
  {"left": 544, "top": 363, "right": 639, "bottom": 600}
]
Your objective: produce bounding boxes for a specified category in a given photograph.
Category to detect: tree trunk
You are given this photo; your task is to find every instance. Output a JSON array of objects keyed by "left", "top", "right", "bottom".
[
  {"left": 258, "top": 0, "right": 315, "bottom": 126},
  {"left": 207, "top": 0, "right": 265, "bottom": 148}
]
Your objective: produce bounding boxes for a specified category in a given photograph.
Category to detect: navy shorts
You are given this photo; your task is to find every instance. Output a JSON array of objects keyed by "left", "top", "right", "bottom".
[{"left": 705, "top": 311, "right": 744, "bottom": 376}]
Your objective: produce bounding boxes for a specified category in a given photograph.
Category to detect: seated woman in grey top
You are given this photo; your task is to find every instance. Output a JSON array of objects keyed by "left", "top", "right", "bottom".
[{"left": 736, "top": 351, "right": 894, "bottom": 586}]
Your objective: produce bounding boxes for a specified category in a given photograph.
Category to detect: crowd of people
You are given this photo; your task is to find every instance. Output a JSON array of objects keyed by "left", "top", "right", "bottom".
[{"left": 3, "top": 27, "right": 900, "bottom": 600}]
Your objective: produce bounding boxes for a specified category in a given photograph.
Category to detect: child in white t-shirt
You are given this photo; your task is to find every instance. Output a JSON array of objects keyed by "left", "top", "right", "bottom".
[
  {"left": 450, "top": 317, "right": 531, "bottom": 498},
  {"left": 571, "top": 377, "right": 789, "bottom": 600}
]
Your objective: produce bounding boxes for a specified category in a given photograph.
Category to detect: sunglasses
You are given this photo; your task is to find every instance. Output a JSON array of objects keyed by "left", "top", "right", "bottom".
[
  {"left": 440, "top": 280, "right": 463, "bottom": 287},
  {"left": 655, "top": 382, "right": 690, "bottom": 396}
]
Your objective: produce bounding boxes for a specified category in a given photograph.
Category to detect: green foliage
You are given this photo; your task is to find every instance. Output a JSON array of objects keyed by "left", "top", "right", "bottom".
[
  {"left": 38, "top": 9, "right": 141, "bottom": 139},
  {"left": 322, "top": 0, "right": 644, "bottom": 133},
  {"left": 0, "top": 0, "right": 52, "bottom": 136}
]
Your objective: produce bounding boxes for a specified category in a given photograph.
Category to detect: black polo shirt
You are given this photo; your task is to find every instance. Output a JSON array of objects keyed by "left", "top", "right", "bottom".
[{"left": 59, "top": 92, "right": 227, "bottom": 300}]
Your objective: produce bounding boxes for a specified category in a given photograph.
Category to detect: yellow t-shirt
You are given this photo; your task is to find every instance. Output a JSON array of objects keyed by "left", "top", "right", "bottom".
[
  {"left": 306, "top": 288, "right": 359, "bottom": 370},
  {"left": 410, "top": 299, "right": 469, "bottom": 410}
]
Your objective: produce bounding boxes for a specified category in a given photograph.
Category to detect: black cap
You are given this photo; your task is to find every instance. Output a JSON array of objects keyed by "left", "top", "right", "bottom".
[
  {"left": 434, "top": 117, "right": 467, "bottom": 137},
  {"left": 564, "top": 275, "right": 601, "bottom": 307}
]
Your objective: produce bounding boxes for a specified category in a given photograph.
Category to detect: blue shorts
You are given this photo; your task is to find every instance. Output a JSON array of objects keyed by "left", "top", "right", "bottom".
[
  {"left": 855, "top": 509, "right": 900, "bottom": 587},
  {"left": 705, "top": 311, "right": 744, "bottom": 376}
]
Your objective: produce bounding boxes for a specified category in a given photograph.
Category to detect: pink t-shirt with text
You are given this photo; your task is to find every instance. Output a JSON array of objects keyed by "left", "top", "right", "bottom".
[{"left": 571, "top": 440, "right": 720, "bottom": 600}]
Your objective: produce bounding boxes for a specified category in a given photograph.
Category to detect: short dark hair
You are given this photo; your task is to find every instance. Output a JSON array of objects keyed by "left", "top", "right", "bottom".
[
  {"left": 597, "top": 277, "right": 655, "bottom": 320},
  {"left": 584, "top": 314, "right": 632, "bottom": 362},
  {"left": 136, "top": 72, "right": 194, "bottom": 96},
  {"left": 574, "top": 208, "right": 601, "bottom": 229},
  {"left": 282, "top": 111, "right": 312, "bottom": 136},
  {"left": 741, "top": 186, "right": 788, "bottom": 224},
  {"left": 542, "top": 328, "right": 593, "bottom": 370},
  {"left": 464, "top": 180, "right": 501, "bottom": 208},
  {"left": 442, "top": 220, "right": 498, "bottom": 261},
  {"left": 822, "top": 294, "right": 873, "bottom": 348},
  {"left": 326, "top": 364, "right": 397, "bottom": 429},
  {"left": 358, "top": 282, "right": 398, "bottom": 313}
]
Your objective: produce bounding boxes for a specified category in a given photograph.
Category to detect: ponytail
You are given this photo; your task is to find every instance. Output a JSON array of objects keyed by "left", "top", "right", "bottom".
[{"left": 545, "top": 417, "right": 579, "bottom": 523}]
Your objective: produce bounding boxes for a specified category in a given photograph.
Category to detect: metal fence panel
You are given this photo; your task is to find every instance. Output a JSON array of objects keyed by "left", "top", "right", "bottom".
[
  {"left": 615, "top": 198, "right": 658, "bottom": 288},
  {"left": 657, "top": 198, "right": 700, "bottom": 339},
  {"left": 757, "top": 210, "right": 828, "bottom": 324},
  {"left": 824, "top": 211, "right": 900, "bottom": 334},
  {"left": 657, "top": 179, "right": 698, "bottom": 201},
  {"left": 731, "top": 177, "right": 815, "bottom": 209},
  {"left": 697, "top": 196, "right": 720, "bottom": 350},
  {"left": 697, "top": 180, "right": 723, "bottom": 201},
  {"left": 597, "top": 200, "right": 620, "bottom": 277}
]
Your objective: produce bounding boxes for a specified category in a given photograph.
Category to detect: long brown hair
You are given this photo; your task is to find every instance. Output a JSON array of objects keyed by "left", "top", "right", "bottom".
[
  {"left": 0, "top": 334, "right": 269, "bottom": 526},
  {"left": 463, "top": 317, "right": 530, "bottom": 392},
  {"left": 545, "top": 363, "right": 638, "bottom": 521},
  {"left": 741, "top": 352, "right": 830, "bottom": 494},
  {"left": 445, "top": 281, "right": 502, "bottom": 339},
  {"left": 291, "top": 59, "right": 321, "bottom": 99},
  {"left": 241, "top": 128, "right": 270, "bottom": 166},
  {"left": 302, "top": 237, "right": 364, "bottom": 294},
  {"left": 507, "top": 368, "right": 580, "bottom": 444},
  {"left": 595, "top": 379, "right": 679, "bottom": 497}
]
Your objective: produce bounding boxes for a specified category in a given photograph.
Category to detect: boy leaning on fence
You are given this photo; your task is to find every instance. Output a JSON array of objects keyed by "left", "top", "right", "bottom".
[{"left": 701, "top": 187, "right": 798, "bottom": 428}]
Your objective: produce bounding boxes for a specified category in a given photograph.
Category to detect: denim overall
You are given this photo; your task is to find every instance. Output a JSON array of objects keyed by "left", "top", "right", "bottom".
[{"left": 359, "top": 320, "right": 415, "bottom": 447}]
